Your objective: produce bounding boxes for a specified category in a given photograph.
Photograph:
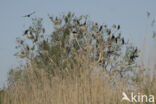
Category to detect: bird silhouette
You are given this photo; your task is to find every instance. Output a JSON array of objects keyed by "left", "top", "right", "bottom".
[
  {"left": 26, "top": 31, "right": 34, "bottom": 39},
  {"left": 24, "top": 29, "right": 29, "bottom": 35},
  {"left": 14, "top": 52, "right": 26, "bottom": 58},
  {"left": 130, "top": 55, "right": 138, "bottom": 61},
  {"left": 115, "top": 38, "right": 118, "bottom": 43},
  {"left": 130, "top": 48, "right": 138, "bottom": 61},
  {"left": 134, "top": 48, "right": 137, "bottom": 53},
  {"left": 23, "top": 11, "right": 36, "bottom": 18},
  {"left": 121, "top": 92, "right": 130, "bottom": 102},
  {"left": 99, "top": 25, "right": 103, "bottom": 32},
  {"left": 93, "top": 26, "right": 103, "bottom": 39},
  {"left": 107, "top": 29, "right": 111, "bottom": 35},
  {"left": 122, "top": 38, "right": 125, "bottom": 44},
  {"left": 52, "top": 17, "right": 61, "bottom": 25},
  {"left": 117, "top": 25, "right": 120, "bottom": 30},
  {"left": 111, "top": 35, "right": 115, "bottom": 40},
  {"left": 77, "top": 20, "right": 80, "bottom": 25},
  {"left": 79, "top": 22, "right": 87, "bottom": 32},
  {"left": 72, "top": 31, "right": 78, "bottom": 38},
  {"left": 24, "top": 29, "right": 34, "bottom": 39}
]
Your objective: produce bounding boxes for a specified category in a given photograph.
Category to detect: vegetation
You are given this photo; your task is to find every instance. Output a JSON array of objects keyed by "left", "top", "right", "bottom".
[
  {"left": 10, "top": 12, "right": 139, "bottom": 84},
  {"left": 1, "top": 12, "right": 156, "bottom": 104}
]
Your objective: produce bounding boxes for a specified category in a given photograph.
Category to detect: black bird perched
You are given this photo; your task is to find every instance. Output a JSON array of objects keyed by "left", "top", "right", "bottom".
[
  {"left": 117, "top": 25, "right": 120, "bottom": 30},
  {"left": 72, "top": 31, "right": 78, "bottom": 38},
  {"left": 130, "top": 48, "right": 138, "bottom": 61},
  {"left": 122, "top": 38, "right": 125, "bottom": 44},
  {"left": 99, "top": 25, "right": 103, "bottom": 32},
  {"left": 106, "top": 29, "right": 111, "bottom": 35},
  {"left": 107, "top": 50, "right": 114, "bottom": 54},
  {"left": 111, "top": 35, "right": 115, "bottom": 40},
  {"left": 134, "top": 48, "right": 138, "bottom": 53},
  {"left": 24, "top": 30, "right": 34, "bottom": 39},
  {"left": 23, "top": 11, "right": 36, "bottom": 18},
  {"left": 26, "top": 31, "right": 34, "bottom": 39},
  {"left": 52, "top": 17, "right": 61, "bottom": 25},
  {"left": 24, "top": 29, "right": 29, "bottom": 35},
  {"left": 79, "top": 21, "right": 87, "bottom": 32},
  {"left": 83, "top": 21, "right": 86, "bottom": 25},
  {"left": 130, "top": 55, "right": 138, "bottom": 61},
  {"left": 77, "top": 20, "right": 80, "bottom": 25},
  {"left": 115, "top": 38, "right": 118, "bottom": 43},
  {"left": 93, "top": 25, "right": 103, "bottom": 39}
]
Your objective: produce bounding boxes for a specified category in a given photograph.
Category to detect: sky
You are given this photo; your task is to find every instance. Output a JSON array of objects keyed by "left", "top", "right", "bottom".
[{"left": 0, "top": 0, "right": 156, "bottom": 88}]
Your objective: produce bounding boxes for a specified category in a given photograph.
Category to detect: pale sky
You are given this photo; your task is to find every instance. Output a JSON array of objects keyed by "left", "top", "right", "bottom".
[{"left": 0, "top": 0, "right": 156, "bottom": 88}]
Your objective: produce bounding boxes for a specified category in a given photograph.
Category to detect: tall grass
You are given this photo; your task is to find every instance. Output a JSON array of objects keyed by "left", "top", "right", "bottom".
[
  {"left": 1, "top": 46, "right": 156, "bottom": 104},
  {"left": 1, "top": 66, "right": 127, "bottom": 104}
]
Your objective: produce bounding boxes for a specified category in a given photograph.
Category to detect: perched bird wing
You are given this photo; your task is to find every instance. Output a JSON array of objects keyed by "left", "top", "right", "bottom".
[
  {"left": 117, "top": 25, "right": 120, "bottom": 30},
  {"left": 24, "top": 29, "right": 29, "bottom": 35},
  {"left": 99, "top": 25, "right": 103, "bottom": 32}
]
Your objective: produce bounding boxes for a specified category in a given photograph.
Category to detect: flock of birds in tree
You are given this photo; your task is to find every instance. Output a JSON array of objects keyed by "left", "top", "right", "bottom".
[
  {"left": 72, "top": 20, "right": 124, "bottom": 45},
  {"left": 16, "top": 13, "right": 138, "bottom": 62}
]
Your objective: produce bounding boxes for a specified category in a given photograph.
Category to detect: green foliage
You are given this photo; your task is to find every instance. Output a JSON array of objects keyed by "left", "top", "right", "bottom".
[{"left": 9, "top": 12, "right": 140, "bottom": 86}]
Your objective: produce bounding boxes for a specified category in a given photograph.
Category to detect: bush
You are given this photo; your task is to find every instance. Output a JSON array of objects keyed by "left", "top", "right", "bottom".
[{"left": 10, "top": 12, "right": 140, "bottom": 85}]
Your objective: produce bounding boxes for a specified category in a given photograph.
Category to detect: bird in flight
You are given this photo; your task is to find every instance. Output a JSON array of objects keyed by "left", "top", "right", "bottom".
[{"left": 22, "top": 11, "right": 36, "bottom": 18}]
